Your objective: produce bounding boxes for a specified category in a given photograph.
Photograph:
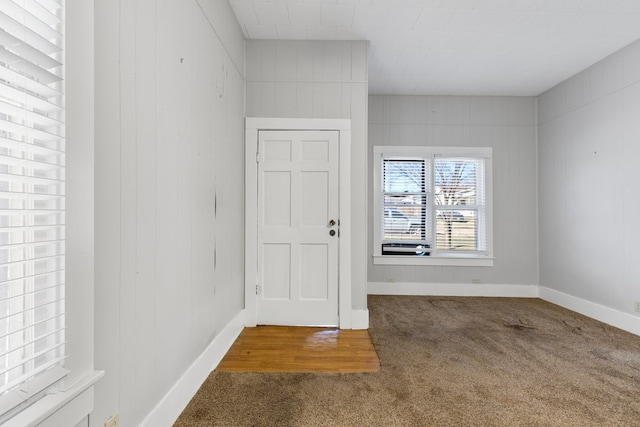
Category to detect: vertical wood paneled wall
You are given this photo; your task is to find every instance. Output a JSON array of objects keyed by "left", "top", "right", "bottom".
[
  {"left": 538, "top": 39, "right": 640, "bottom": 316},
  {"left": 94, "top": 1, "right": 245, "bottom": 425}
]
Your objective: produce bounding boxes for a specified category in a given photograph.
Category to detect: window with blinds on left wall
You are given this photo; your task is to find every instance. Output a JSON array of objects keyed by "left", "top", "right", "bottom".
[{"left": 0, "top": 0, "right": 67, "bottom": 421}]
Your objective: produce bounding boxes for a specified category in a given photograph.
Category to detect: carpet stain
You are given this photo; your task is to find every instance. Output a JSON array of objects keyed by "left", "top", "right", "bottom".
[
  {"left": 562, "top": 320, "right": 583, "bottom": 334},
  {"left": 502, "top": 320, "right": 537, "bottom": 330},
  {"left": 192, "top": 408, "right": 208, "bottom": 420}
]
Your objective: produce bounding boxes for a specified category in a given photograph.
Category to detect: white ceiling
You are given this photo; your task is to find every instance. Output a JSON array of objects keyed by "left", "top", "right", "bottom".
[{"left": 229, "top": 0, "right": 640, "bottom": 96}]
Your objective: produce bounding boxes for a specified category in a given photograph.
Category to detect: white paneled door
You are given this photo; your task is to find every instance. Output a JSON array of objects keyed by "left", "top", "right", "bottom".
[{"left": 257, "top": 130, "right": 340, "bottom": 326}]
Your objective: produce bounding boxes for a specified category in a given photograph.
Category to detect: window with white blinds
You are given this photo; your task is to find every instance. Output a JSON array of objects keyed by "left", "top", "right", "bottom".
[
  {"left": 381, "top": 159, "right": 431, "bottom": 255},
  {"left": 374, "top": 146, "right": 493, "bottom": 266},
  {"left": 0, "top": 0, "right": 67, "bottom": 420}
]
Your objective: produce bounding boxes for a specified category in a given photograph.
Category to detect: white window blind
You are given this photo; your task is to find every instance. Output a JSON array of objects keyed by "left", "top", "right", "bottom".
[
  {"left": 0, "top": 0, "right": 67, "bottom": 420},
  {"left": 381, "top": 159, "right": 431, "bottom": 255}
]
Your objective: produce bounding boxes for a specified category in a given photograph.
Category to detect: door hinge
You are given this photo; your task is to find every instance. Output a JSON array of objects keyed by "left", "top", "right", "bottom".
[
  {"left": 256, "top": 152, "right": 260, "bottom": 163},
  {"left": 256, "top": 285, "right": 262, "bottom": 295}
]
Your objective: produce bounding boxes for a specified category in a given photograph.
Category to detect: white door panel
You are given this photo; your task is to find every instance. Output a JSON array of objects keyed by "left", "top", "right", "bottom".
[{"left": 257, "top": 130, "right": 339, "bottom": 326}]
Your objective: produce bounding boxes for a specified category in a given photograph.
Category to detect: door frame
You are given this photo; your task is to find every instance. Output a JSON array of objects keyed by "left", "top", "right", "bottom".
[{"left": 245, "top": 118, "right": 352, "bottom": 329}]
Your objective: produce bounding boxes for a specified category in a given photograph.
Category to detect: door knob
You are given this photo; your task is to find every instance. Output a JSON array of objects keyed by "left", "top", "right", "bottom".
[
  {"left": 329, "top": 229, "right": 336, "bottom": 236},
  {"left": 328, "top": 219, "right": 336, "bottom": 226}
]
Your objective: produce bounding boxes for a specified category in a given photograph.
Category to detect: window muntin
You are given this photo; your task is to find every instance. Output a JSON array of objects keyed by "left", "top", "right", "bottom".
[{"left": 374, "top": 147, "right": 492, "bottom": 265}]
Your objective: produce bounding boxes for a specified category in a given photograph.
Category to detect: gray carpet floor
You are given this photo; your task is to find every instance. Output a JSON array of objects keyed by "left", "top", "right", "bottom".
[{"left": 174, "top": 296, "right": 640, "bottom": 426}]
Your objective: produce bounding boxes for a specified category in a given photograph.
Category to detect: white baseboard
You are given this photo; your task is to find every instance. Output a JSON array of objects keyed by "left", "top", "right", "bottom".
[
  {"left": 368, "top": 282, "right": 539, "bottom": 298},
  {"left": 351, "top": 309, "right": 369, "bottom": 329},
  {"left": 139, "top": 309, "right": 246, "bottom": 427},
  {"left": 539, "top": 287, "right": 640, "bottom": 337}
]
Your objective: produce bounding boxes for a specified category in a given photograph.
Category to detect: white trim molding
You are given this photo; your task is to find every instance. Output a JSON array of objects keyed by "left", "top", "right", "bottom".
[
  {"left": 351, "top": 309, "right": 369, "bottom": 330},
  {"left": 539, "top": 287, "right": 640, "bottom": 337},
  {"left": 368, "top": 282, "right": 539, "bottom": 298},
  {"left": 244, "top": 118, "right": 353, "bottom": 329},
  {"left": 373, "top": 256, "right": 494, "bottom": 267},
  {"left": 139, "top": 310, "right": 246, "bottom": 427}
]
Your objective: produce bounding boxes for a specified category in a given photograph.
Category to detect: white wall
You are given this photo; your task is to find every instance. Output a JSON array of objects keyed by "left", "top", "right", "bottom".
[
  {"left": 538, "top": 40, "right": 640, "bottom": 324},
  {"left": 368, "top": 96, "right": 538, "bottom": 293},
  {"left": 94, "top": 0, "right": 245, "bottom": 426},
  {"left": 245, "top": 40, "right": 369, "bottom": 311}
]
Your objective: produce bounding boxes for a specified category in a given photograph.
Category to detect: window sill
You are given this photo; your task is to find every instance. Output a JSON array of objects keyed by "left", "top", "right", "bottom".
[
  {"left": 373, "top": 255, "right": 494, "bottom": 267},
  {"left": 4, "top": 371, "right": 104, "bottom": 427}
]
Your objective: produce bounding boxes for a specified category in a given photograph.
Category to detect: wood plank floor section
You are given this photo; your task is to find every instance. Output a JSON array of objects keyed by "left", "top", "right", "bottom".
[{"left": 216, "top": 326, "right": 380, "bottom": 373}]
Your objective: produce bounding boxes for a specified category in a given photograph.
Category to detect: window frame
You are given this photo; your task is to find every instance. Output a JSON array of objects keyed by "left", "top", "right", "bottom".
[{"left": 373, "top": 146, "right": 494, "bottom": 267}]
